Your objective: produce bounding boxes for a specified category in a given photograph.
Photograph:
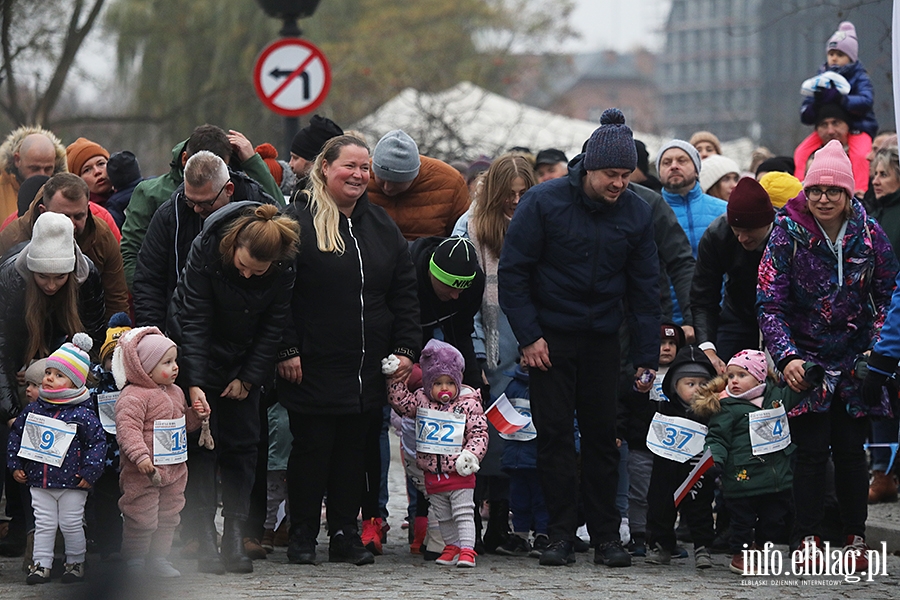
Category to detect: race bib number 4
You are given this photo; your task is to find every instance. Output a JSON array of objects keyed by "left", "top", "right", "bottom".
[
  {"left": 646, "top": 413, "right": 707, "bottom": 463},
  {"left": 18, "top": 413, "right": 77, "bottom": 468},
  {"left": 499, "top": 398, "right": 537, "bottom": 442},
  {"left": 153, "top": 416, "right": 187, "bottom": 465},
  {"left": 96, "top": 391, "right": 118, "bottom": 435},
  {"left": 416, "top": 407, "right": 465, "bottom": 455},
  {"left": 749, "top": 405, "right": 791, "bottom": 455}
]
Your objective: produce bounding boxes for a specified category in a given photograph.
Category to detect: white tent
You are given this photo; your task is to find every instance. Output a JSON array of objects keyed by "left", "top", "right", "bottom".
[{"left": 353, "top": 81, "right": 664, "bottom": 162}]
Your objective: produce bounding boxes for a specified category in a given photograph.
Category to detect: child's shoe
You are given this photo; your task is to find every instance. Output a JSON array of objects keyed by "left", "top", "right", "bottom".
[
  {"left": 529, "top": 533, "right": 550, "bottom": 558},
  {"left": 126, "top": 558, "right": 145, "bottom": 575},
  {"left": 410, "top": 516, "right": 427, "bottom": 554},
  {"left": 645, "top": 543, "right": 671, "bottom": 565},
  {"left": 61, "top": 562, "right": 85, "bottom": 583},
  {"left": 149, "top": 557, "right": 181, "bottom": 578},
  {"left": 792, "top": 535, "right": 823, "bottom": 573},
  {"left": 457, "top": 547, "right": 477, "bottom": 568},
  {"left": 25, "top": 564, "right": 51, "bottom": 585},
  {"left": 261, "top": 529, "right": 276, "bottom": 553},
  {"left": 694, "top": 546, "right": 713, "bottom": 569},
  {"left": 843, "top": 535, "right": 869, "bottom": 573},
  {"left": 435, "top": 544, "right": 461, "bottom": 565},
  {"left": 361, "top": 518, "right": 384, "bottom": 555},
  {"left": 496, "top": 534, "right": 531, "bottom": 557},
  {"left": 730, "top": 553, "right": 748, "bottom": 575}
]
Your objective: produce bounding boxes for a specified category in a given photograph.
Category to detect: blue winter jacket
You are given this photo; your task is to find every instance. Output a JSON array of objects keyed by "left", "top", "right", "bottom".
[
  {"left": 800, "top": 60, "right": 878, "bottom": 139},
  {"left": 7, "top": 398, "right": 107, "bottom": 489},
  {"left": 661, "top": 182, "right": 727, "bottom": 258},
  {"left": 498, "top": 155, "right": 661, "bottom": 368},
  {"left": 873, "top": 269, "right": 900, "bottom": 361}
]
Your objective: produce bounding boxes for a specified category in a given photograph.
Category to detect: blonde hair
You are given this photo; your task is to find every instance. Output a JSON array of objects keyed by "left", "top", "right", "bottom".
[
  {"left": 24, "top": 272, "right": 82, "bottom": 363},
  {"left": 219, "top": 204, "right": 300, "bottom": 267},
  {"left": 470, "top": 155, "right": 536, "bottom": 258},
  {"left": 305, "top": 135, "right": 369, "bottom": 254}
]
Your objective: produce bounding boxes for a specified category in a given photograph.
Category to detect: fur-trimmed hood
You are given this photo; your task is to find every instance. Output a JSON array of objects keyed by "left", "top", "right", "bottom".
[
  {"left": 112, "top": 326, "right": 168, "bottom": 390},
  {"left": 691, "top": 374, "right": 727, "bottom": 418},
  {"left": 0, "top": 125, "right": 67, "bottom": 176}
]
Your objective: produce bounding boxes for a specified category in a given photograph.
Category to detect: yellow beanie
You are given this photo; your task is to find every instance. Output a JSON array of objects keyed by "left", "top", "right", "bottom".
[{"left": 758, "top": 171, "right": 802, "bottom": 209}]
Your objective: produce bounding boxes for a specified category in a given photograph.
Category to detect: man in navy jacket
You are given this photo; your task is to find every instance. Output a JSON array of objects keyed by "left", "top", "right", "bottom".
[{"left": 498, "top": 108, "right": 660, "bottom": 568}]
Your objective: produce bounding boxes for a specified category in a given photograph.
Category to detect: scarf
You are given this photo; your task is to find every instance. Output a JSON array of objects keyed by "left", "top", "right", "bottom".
[
  {"left": 40, "top": 386, "right": 91, "bottom": 405},
  {"left": 726, "top": 382, "right": 767, "bottom": 408},
  {"left": 468, "top": 228, "right": 501, "bottom": 368}
]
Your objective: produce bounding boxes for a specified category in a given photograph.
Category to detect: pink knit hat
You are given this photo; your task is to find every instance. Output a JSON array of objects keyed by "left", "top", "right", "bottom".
[
  {"left": 136, "top": 333, "right": 176, "bottom": 373},
  {"left": 727, "top": 350, "right": 767, "bottom": 384},
  {"left": 827, "top": 21, "right": 858, "bottom": 64},
  {"left": 804, "top": 140, "right": 854, "bottom": 196}
]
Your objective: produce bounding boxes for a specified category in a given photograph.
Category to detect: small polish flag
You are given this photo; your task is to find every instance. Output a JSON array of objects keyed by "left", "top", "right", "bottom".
[
  {"left": 673, "top": 448, "right": 714, "bottom": 507},
  {"left": 486, "top": 393, "right": 531, "bottom": 435}
]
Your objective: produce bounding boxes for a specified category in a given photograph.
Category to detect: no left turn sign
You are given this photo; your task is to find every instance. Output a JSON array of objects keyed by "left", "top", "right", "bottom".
[{"left": 254, "top": 38, "right": 331, "bottom": 117}]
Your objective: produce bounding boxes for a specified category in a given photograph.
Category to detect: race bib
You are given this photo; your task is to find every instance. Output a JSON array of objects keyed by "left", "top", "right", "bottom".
[
  {"left": 749, "top": 405, "right": 791, "bottom": 456},
  {"left": 416, "top": 407, "right": 465, "bottom": 455},
  {"left": 649, "top": 380, "right": 668, "bottom": 403},
  {"left": 646, "top": 413, "right": 707, "bottom": 463},
  {"left": 18, "top": 413, "right": 77, "bottom": 468},
  {"left": 153, "top": 416, "right": 187, "bottom": 465},
  {"left": 499, "top": 398, "right": 537, "bottom": 442},
  {"left": 96, "top": 391, "right": 118, "bottom": 435}
]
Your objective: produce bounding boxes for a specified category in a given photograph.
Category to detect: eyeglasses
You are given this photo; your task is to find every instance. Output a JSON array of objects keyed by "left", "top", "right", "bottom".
[
  {"left": 184, "top": 181, "right": 227, "bottom": 209},
  {"left": 805, "top": 187, "right": 845, "bottom": 202}
]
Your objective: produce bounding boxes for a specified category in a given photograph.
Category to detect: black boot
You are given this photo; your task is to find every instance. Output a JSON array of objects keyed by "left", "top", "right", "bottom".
[
  {"left": 196, "top": 518, "right": 225, "bottom": 575},
  {"left": 482, "top": 499, "right": 510, "bottom": 554},
  {"left": 221, "top": 519, "right": 253, "bottom": 574}
]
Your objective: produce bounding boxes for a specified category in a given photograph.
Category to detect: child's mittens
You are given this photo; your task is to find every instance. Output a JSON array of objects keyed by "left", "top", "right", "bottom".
[
  {"left": 198, "top": 418, "right": 215, "bottom": 450},
  {"left": 801, "top": 72, "right": 851, "bottom": 97},
  {"left": 455, "top": 449, "right": 480, "bottom": 477},
  {"left": 381, "top": 354, "right": 400, "bottom": 376}
]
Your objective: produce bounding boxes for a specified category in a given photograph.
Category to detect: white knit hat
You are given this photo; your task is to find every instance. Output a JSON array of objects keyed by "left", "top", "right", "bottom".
[
  {"left": 27, "top": 212, "right": 75, "bottom": 274},
  {"left": 699, "top": 154, "right": 740, "bottom": 194}
]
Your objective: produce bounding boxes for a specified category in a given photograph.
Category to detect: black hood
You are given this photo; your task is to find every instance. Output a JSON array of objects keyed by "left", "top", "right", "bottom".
[{"left": 661, "top": 345, "right": 717, "bottom": 403}]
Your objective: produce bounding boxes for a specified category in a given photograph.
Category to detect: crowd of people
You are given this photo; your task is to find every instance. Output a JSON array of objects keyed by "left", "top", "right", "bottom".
[{"left": 0, "top": 18, "right": 899, "bottom": 585}]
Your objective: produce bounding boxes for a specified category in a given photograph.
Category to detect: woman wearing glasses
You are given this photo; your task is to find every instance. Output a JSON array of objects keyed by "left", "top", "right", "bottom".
[
  {"left": 133, "top": 150, "right": 276, "bottom": 330},
  {"left": 757, "top": 140, "right": 898, "bottom": 568}
]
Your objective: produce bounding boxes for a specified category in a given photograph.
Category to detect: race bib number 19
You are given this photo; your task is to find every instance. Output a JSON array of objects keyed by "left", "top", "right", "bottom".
[
  {"left": 18, "top": 413, "right": 77, "bottom": 468},
  {"left": 416, "top": 407, "right": 465, "bottom": 455},
  {"left": 646, "top": 413, "right": 707, "bottom": 463},
  {"left": 153, "top": 416, "right": 187, "bottom": 465}
]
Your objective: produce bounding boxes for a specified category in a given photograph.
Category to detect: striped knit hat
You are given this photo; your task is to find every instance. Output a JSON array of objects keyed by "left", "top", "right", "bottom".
[{"left": 46, "top": 332, "right": 93, "bottom": 388}]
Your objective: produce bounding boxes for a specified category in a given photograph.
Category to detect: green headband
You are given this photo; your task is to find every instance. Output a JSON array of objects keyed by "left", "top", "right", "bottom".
[{"left": 429, "top": 255, "right": 475, "bottom": 289}]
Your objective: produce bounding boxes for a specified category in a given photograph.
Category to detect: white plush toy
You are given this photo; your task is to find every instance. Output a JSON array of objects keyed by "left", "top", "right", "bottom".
[
  {"left": 455, "top": 449, "right": 481, "bottom": 476},
  {"left": 381, "top": 354, "right": 400, "bottom": 376}
]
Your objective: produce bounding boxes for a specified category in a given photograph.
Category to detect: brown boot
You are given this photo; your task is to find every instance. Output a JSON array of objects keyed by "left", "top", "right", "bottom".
[
  {"left": 868, "top": 471, "right": 898, "bottom": 503},
  {"left": 261, "top": 529, "right": 275, "bottom": 553},
  {"left": 273, "top": 519, "right": 290, "bottom": 547},
  {"left": 243, "top": 537, "right": 268, "bottom": 560}
]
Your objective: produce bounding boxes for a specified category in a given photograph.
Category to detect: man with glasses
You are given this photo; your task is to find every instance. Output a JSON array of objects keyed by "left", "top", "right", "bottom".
[{"left": 133, "top": 150, "right": 276, "bottom": 330}]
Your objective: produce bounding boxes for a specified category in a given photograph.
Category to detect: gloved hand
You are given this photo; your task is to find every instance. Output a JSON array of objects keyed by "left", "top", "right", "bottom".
[
  {"left": 817, "top": 86, "right": 841, "bottom": 105},
  {"left": 861, "top": 352, "right": 899, "bottom": 407},
  {"left": 455, "top": 449, "right": 480, "bottom": 476},
  {"left": 381, "top": 354, "right": 400, "bottom": 376}
]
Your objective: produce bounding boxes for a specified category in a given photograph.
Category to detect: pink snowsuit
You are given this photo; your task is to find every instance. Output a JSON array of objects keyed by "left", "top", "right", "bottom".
[{"left": 113, "top": 326, "right": 201, "bottom": 560}]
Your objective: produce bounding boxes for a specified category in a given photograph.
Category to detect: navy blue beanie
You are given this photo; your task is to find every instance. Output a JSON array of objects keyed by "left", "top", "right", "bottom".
[{"left": 583, "top": 108, "right": 637, "bottom": 171}]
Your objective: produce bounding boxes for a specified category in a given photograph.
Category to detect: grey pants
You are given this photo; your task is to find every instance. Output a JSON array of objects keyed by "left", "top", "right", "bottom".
[{"left": 627, "top": 448, "right": 654, "bottom": 536}]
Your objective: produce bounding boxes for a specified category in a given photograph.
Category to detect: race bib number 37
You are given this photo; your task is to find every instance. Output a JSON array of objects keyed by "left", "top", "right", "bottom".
[
  {"left": 749, "top": 405, "right": 791, "bottom": 455},
  {"left": 18, "top": 413, "right": 77, "bottom": 468},
  {"left": 416, "top": 407, "right": 465, "bottom": 455},
  {"left": 153, "top": 416, "right": 187, "bottom": 465},
  {"left": 646, "top": 413, "right": 707, "bottom": 463}
]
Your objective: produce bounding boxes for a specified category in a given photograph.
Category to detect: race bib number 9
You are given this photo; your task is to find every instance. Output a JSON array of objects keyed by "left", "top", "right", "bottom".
[
  {"left": 416, "top": 407, "right": 465, "bottom": 455},
  {"left": 499, "top": 398, "right": 537, "bottom": 442},
  {"left": 18, "top": 413, "right": 77, "bottom": 468},
  {"left": 153, "top": 416, "right": 187, "bottom": 465},
  {"left": 646, "top": 413, "right": 707, "bottom": 463},
  {"left": 96, "top": 391, "right": 119, "bottom": 435},
  {"left": 749, "top": 405, "right": 791, "bottom": 455}
]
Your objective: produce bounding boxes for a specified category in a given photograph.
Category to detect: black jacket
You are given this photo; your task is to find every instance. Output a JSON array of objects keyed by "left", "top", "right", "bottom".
[
  {"left": 0, "top": 245, "right": 105, "bottom": 422},
  {"left": 277, "top": 192, "right": 420, "bottom": 415},
  {"left": 690, "top": 214, "right": 770, "bottom": 347},
  {"left": 134, "top": 169, "right": 276, "bottom": 329},
  {"left": 167, "top": 201, "right": 295, "bottom": 391},
  {"left": 409, "top": 236, "right": 485, "bottom": 389}
]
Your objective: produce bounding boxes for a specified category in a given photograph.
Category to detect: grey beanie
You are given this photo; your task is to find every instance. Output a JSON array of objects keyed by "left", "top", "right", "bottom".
[
  {"left": 372, "top": 130, "right": 421, "bottom": 182},
  {"left": 655, "top": 140, "right": 702, "bottom": 176},
  {"left": 583, "top": 108, "right": 637, "bottom": 171}
]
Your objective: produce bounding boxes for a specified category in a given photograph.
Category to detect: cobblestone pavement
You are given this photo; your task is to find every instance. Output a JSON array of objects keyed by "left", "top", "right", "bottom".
[{"left": 1, "top": 444, "right": 899, "bottom": 599}]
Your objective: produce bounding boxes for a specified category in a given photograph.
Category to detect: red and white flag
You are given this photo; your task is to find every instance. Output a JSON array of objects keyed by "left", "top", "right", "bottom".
[
  {"left": 486, "top": 393, "right": 531, "bottom": 435},
  {"left": 673, "top": 448, "right": 714, "bottom": 507}
]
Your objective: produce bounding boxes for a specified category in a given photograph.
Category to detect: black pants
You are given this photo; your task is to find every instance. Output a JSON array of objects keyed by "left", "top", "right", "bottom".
[
  {"left": 647, "top": 455, "right": 715, "bottom": 551},
  {"left": 244, "top": 395, "right": 271, "bottom": 539},
  {"left": 87, "top": 468, "right": 122, "bottom": 555},
  {"left": 286, "top": 410, "right": 370, "bottom": 542},
  {"left": 728, "top": 490, "right": 793, "bottom": 554},
  {"left": 790, "top": 399, "right": 869, "bottom": 543},
  {"left": 183, "top": 387, "right": 261, "bottom": 523},
  {"left": 360, "top": 408, "right": 384, "bottom": 520},
  {"left": 715, "top": 305, "right": 760, "bottom": 363},
  {"left": 529, "top": 330, "right": 620, "bottom": 545}
]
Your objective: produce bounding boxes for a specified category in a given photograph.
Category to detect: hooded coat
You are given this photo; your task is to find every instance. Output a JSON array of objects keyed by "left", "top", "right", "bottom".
[
  {"left": 757, "top": 193, "right": 898, "bottom": 417},
  {"left": 113, "top": 326, "right": 201, "bottom": 486},
  {"left": 800, "top": 60, "right": 877, "bottom": 139}
]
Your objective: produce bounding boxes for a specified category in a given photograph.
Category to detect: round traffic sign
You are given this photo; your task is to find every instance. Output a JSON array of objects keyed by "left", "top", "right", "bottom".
[{"left": 253, "top": 38, "right": 331, "bottom": 117}]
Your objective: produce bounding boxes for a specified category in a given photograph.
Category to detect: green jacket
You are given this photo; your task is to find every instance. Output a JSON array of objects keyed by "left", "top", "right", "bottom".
[
  {"left": 120, "top": 141, "right": 284, "bottom": 290},
  {"left": 702, "top": 383, "right": 797, "bottom": 499}
]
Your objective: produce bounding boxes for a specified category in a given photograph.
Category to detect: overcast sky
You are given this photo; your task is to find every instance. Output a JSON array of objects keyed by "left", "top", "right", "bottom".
[{"left": 564, "top": 0, "right": 672, "bottom": 53}]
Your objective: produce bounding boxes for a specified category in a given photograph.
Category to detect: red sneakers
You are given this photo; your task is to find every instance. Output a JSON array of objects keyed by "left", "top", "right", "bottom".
[
  {"left": 435, "top": 545, "right": 461, "bottom": 565},
  {"left": 456, "top": 547, "right": 477, "bottom": 568},
  {"left": 792, "top": 535, "right": 823, "bottom": 573},
  {"left": 361, "top": 518, "right": 383, "bottom": 555},
  {"left": 843, "top": 535, "right": 869, "bottom": 573}
]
